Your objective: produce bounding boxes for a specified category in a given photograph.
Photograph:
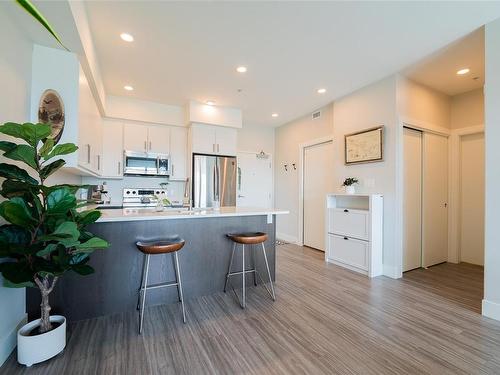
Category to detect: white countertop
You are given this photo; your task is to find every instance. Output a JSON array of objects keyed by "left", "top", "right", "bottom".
[{"left": 95, "top": 206, "right": 289, "bottom": 223}]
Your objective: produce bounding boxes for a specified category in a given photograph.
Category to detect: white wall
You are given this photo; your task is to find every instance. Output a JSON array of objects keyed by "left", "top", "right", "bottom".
[
  {"left": 0, "top": 7, "right": 31, "bottom": 366},
  {"left": 333, "top": 76, "right": 399, "bottom": 277},
  {"left": 450, "top": 88, "right": 484, "bottom": 129},
  {"left": 188, "top": 100, "right": 242, "bottom": 129},
  {"left": 483, "top": 18, "right": 500, "bottom": 321},
  {"left": 274, "top": 104, "right": 334, "bottom": 243},
  {"left": 237, "top": 126, "right": 275, "bottom": 155}
]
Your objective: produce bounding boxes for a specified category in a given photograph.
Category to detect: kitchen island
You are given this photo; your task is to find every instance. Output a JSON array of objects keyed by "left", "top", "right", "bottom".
[{"left": 27, "top": 207, "right": 288, "bottom": 321}]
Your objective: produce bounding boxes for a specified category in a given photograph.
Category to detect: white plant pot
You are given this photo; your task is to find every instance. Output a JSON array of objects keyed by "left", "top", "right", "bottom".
[
  {"left": 17, "top": 315, "right": 66, "bottom": 367},
  {"left": 345, "top": 185, "right": 356, "bottom": 195}
]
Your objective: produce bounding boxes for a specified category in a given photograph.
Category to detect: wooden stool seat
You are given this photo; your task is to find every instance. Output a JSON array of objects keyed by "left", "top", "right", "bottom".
[
  {"left": 136, "top": 238, "right": 185, "bottom": 254},
  {"left": 227, "top": 232, "right": 268, "bottom": 245}
]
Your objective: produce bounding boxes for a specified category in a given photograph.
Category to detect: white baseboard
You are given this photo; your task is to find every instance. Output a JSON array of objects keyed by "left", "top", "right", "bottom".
[
  {"left": 276, "top": 232, "right": 299, "bottom": 244},
  {"left": 0, "top": 314, "right": 27, "bottom": 366},
  {"left": 482, "top": 299, "right": 500, "bottom": 321}
]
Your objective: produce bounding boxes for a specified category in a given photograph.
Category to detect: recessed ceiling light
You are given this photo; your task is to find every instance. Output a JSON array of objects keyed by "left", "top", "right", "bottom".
[
  {"left": 206, "top": 100, "right": 216, "bottom": 106},
  {"left": 271, "top": 113, "right": 279, "bottom": 118},
  {"left": 120, "top": 33, "right": 134, "bottom": 42},
  {"left": 456, "top": 68, "right": 470, "bottom": 75},
  {"left": 236, "top": 66, "right": 247, "bottom": 73},
  {"left": 124, "top": 85, "right": 134, "bottom": 91},
  {"left": 317, "top": 88, "right": 326, "bottom": 94}
]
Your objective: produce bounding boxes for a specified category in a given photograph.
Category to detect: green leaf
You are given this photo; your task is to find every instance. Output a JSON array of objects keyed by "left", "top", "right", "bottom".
[
  {"left": 40, "top": 159, "right": 65, "bottom": 180},
  {"left": 0, "top": 198, "right": 37, "bottom": 227},
  {"left": 3, "top": 279, "right": 35, "bottom": 288},
  {"left": 36, "top": 243, "right": 58, "bottom": 257},
  {"left": 46, "top": 187, "right": 76, "bottom": 215},
  {"left": 15, "top": 0, "right": 68, "bottom": 51},
  {"left": 3, "top": 144, "right": 37, "bottom": 169},
  {"left": 0, "top": 141, "right": 16, "bottom": 153},
  {"left": 0, "top": 261, "right": 35, "bottom": 287},
  {"left": 44, "top": 143, "right": 78, "bottom": 160},
  {"left": 71, "top": 264, "right": 94, "bottom": 276},
  {"left": 75, "top": 210, "right": 101, "bottom": 226},
  {"left": 0, "top": 122, "right": 51, "bottom": 147},
  {"left": 39, "top": 137, "right": 54, "bottom": 158},
  {"left": 74, "top": 237, "right": 109, "bottom": 251},
  {"left": 0, "top": 179, "right": 39, "bottom": 199},
  {"left": 0, "top": 163, "right": 38, "bottom": 184}
]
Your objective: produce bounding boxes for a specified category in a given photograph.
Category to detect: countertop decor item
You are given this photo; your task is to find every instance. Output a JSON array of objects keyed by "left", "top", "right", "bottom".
[
  {"left": 345, "top": 126, "right": 384, "bottom": 164},
  {"left": 0, "top": 122, "right": 109, "bottom": 366},
  {"left": 342, "top": 177, "right": 359, "bottom": 194},
  {"left": 38, "top": 89, "right": 65, "bottom": 144}
]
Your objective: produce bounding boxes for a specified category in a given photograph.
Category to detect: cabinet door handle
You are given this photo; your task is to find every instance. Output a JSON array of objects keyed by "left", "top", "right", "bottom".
[
  {"left": 149, "top": 141, "right": 152, "bottom": 151},
  {"left": 144, "top": 141, "right": 147, "bottom": 151},
  {"left": 217, "top": 144, "right": 220, "bottom": 153},
  {"left": 343, "top": 209, "right": 349, "bottom": 213},
  {"left": 118, "top": 161, "right": 121, "bottom": 175},
  {"left": 213, "top": 144, "right": 215, "bottom": 153},
  {"left": 343, "top": 237, "right": 349, "bottom": 240},
  {"left": 171, "top": 164, "right": 175, "bottom": 176},
  {"left": 97, "top": 155, "right": 100, "bottom": 171},
  {"left": 87, "top": 144, "right": 91, "bottom": 164}
]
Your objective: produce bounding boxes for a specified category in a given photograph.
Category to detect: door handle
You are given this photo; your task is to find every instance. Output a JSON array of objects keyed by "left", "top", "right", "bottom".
[
  {"left": 97, "top": 155, "right": 100, "bottom": 170},
  {"left": 149, "top": 141, "right": 152, "bottom": 151},
  {"left": 343, "top": 237, "right": 349, "bottom": 240},
  {"left": 344, "top": 209, "right": 349, "bottom": 213},
  {"left": 144, "top": 141, "right": 147, "bottom": 152},
  {"left": 87, "top": 144, "right": 91, "bottom": 164},
  {"left": 118, "top": 161, "right": 121, "bottom": 175}
]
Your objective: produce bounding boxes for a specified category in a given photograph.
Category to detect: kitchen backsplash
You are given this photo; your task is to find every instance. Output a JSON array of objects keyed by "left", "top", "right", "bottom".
[{"left": 82, "top": 176, "right": 186, "bottom": 205}]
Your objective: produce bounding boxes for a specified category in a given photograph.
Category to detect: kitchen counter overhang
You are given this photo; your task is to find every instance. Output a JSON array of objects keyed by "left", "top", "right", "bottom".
[{"left": 27, "top": 207, "right": 288, "bottom": 321}]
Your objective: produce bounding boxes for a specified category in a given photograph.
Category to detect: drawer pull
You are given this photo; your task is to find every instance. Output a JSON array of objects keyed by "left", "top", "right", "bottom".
[
  {"left": 343, "top": 237, "right": 349, "bottom": 240},
  {"left": 343, "top": 209, "right": 349, "bottom": 213}
]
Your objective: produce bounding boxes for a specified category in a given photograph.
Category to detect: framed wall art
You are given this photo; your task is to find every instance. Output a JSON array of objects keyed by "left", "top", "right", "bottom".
[
  {"left": 344, "top": 126, "right": 384, "bottom": 165},
  {"left": 38, "top": 89, "right": 65, "bottom": 144}
]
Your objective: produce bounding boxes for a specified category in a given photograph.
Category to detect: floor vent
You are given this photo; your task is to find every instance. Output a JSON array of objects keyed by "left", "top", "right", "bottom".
[{"left": 312, "top": 110, "right": 321, "bottom": 120}]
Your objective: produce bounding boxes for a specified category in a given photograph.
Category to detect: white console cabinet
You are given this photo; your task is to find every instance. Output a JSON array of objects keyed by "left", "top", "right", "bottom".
[{"left": 325, "top": 194, "right": 383, "bottom": 277}]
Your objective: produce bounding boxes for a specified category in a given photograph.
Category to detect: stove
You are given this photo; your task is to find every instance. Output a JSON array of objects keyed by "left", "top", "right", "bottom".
[{"left": 122, "top": 188, "right": 182, "bottom": 208}]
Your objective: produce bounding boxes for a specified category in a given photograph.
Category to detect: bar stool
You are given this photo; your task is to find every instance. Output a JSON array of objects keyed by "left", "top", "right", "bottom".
[
  {"left": 136, "top": 236, "right": 186, "bottom": 334},
  {"left": 224, "top": 232, "right": 276, "bottom": 308}
]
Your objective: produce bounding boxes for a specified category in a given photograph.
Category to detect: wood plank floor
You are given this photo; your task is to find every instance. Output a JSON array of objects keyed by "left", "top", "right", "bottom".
[{"left": 2, "top": 244, "right": 500, "bottom": 374}]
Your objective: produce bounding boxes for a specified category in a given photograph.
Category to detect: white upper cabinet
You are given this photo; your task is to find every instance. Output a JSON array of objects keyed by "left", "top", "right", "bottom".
[
  {"left": 102, "top": 119, "right": 123, "bottom": 178},
  {"left": 169, "top": 126, "right": 187, "bottom": 180},
  {"left": 148, "top": 125, "right": 170, "bottom": 154},
  {"left": 190, "top": 123, "right": 237, "bottom": 156},
  {"left": 124, "top": 123, "right": 148, "bottom": 153},
  {"left": 215, "top": 126, "right": 237, "bottom": 156}
]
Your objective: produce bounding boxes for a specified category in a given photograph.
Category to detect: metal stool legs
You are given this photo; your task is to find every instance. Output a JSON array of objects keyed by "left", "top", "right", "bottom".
[
  {"left": 138, "top": 252, "right": 186, "bottom": 334},
  {"left": 224, "top": 242, "right": 275, "bottom": 308}
]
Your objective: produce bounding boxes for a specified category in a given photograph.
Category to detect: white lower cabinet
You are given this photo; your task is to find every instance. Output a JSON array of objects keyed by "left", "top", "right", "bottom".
[
  {"left": 325, "top": 194, "right": 383, "bottom": 277},
  {"left": 328, "top": 234, "right": 368, "bottom": 271}
]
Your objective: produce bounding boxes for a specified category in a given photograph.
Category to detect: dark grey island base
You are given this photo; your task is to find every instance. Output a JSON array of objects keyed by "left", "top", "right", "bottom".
[{"left": 27, "top": 214, "right": 277, "bottom": 321}]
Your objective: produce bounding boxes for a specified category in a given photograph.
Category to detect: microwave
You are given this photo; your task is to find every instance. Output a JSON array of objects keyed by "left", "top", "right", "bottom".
[{"left": 123, "top": 150, "right": 171, "bottom": 176}]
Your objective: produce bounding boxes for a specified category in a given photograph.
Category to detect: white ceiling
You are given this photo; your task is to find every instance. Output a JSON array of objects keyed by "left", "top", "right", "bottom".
[
  {"left": 404, "top": 27, "right": 485, "bottom": 96},
  {"left": 6, "top": 1, "right": 500, "bottom": 128}
]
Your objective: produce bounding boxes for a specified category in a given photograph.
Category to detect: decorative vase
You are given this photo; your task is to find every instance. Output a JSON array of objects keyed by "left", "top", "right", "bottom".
[
  {"left": 17, "top": 315, "right": 66, "bottom": 367},
  {"left": 345, "top": 185, "right": 355, "bottom": 195}
]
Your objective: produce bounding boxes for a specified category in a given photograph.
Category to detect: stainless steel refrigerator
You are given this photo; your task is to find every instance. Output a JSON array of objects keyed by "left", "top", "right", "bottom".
[{"left": 192, "top": 154, "right": 237, "bottom": 208}]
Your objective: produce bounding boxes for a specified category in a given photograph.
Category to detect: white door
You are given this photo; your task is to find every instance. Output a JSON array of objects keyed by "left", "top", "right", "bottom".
[
  {"left": 422, "top": 132, "right": 449, "bottom": 267},
  {"left": 148, "top": 125, "right": 170, "bottom": 154},
  {"left": 236, "top": 152, "right": 272, "bottom": 208},
  {"left": 102, "top": 119, "right": 123, "bottom": 178},
  {"left": 191, "top": 124, "right": 216, "bottom": 154},
  {"left": 216, "top": 127, "right": 237, "bottom": 156},
  {"left": 169, "top": 126, "right": 188, "bottom": 180},
  {"left": 403, "top": 128, "right": 423, "bottom": 271},
  {"left": 123, "top": 123, "right": 148, "bottom": 153},
  {"left": 460, "top": 133, "right": 485, "bottom": 265},
  {"left": 303, "top": 141, "right": 334, "bottom": 251}
]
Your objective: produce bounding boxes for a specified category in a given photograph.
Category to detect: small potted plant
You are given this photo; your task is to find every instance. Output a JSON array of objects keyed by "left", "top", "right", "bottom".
[
  {"left": 342, "top": 177, "right": 359, "bottom": 194},
  {"left": 0, "top": 122, "right": 109, "bottom": 367}
]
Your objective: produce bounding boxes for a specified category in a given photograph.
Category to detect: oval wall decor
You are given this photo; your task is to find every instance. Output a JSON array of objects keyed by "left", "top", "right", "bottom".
[{"left": 38, "top": 89, "right": 65, "bottom": 144}]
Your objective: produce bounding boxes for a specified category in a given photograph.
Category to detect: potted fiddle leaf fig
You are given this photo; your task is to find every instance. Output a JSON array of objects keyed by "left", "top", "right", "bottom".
[{"left": 0, "top": 122, "right": 109, "bottom": 367}]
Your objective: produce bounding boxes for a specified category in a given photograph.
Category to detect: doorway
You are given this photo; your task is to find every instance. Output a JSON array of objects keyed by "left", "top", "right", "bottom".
[
  {"left": 303, "top": 140, "right": 334, "bottom": 251},
  {"left": 403, "top": 127, "right": 449, "bottom": 271},
  {"left": 236, "top": 151, "right": 273, "bottom": 208},
  {"left": 459, "top": 132, "right": 485, "bottom": 265}
]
